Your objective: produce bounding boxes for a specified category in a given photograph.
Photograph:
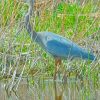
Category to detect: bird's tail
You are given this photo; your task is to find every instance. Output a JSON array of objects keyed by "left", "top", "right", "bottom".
[{"left": 81, "top": 50, "right": 96, "bottom": 61}]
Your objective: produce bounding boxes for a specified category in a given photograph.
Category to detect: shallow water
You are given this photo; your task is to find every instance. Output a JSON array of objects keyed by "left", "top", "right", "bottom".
[{"left": 0, "top": 78, "right": 100, "bottom": 100}]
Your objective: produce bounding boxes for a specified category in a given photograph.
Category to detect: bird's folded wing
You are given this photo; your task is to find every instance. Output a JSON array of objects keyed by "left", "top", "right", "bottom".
[{"left": 46, "top": 39, "right": 72, "bottom": 57}]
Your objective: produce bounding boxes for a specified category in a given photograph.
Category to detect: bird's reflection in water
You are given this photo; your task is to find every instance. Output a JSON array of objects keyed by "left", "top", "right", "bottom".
[
  {"left": 0, "top": 77, "right": 99, "bottom": 100},
  {"left": 54, "top": 81, "right": 64, "bottom": 100}
]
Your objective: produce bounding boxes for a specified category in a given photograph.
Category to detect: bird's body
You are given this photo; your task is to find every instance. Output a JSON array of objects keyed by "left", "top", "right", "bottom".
[
  {"left": 31, "top": 31, "right": 95, "bottom": 60},
  {"left": 25, "top": 0, "right": 95, "bottom": 61},
  {"left": 25, "top": 0, "right": 96, "bottom": 80}
]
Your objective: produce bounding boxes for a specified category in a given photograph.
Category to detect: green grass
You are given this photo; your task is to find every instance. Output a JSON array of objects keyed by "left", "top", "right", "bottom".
[{"left": 34, "top": 2, "right": 99, "bottom": 41}]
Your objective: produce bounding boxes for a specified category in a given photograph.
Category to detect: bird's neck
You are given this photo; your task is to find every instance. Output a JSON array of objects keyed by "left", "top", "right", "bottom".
[
  {"left": 29, "top": 30, "right": 39, "bottom": 42},
  {"left": 25, "top": 13, "right": 38, "bottom": 42},
  {"left": 25, "top": 0, "right": 39, "bottom": 42}
]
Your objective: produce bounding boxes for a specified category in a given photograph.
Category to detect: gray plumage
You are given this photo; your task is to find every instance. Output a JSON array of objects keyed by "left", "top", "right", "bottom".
[{"left": 25, "top": 0, "right": 96, "bottom": 61}]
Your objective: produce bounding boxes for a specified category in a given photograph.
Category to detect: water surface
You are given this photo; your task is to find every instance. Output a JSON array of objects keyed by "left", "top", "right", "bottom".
[{"left": 0, "top": 78, "right": 100, "bottom": 100}]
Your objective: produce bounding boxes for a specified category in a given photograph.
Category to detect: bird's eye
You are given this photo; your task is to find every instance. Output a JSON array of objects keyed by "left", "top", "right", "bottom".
[{"left": 46, "top": 36, "right": 51, "bottom": 41}]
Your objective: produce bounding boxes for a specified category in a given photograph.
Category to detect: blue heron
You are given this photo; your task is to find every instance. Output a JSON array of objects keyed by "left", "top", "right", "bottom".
[{"left": 25, "top": 0, "right": 96, "bottom": 80}]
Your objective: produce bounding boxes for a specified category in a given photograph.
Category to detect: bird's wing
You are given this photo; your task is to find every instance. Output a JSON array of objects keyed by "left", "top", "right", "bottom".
[{"left": 46, "top": 37, "right": 73, "bottom": 58}]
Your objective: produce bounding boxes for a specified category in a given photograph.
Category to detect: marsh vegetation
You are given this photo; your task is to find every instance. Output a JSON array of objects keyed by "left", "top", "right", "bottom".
[{"left": 0, "top": 0, "right": 100, "bottom": 100}]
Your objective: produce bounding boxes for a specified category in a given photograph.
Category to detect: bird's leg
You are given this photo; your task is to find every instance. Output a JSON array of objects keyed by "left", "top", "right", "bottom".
[{"left": 54, "top": 58, "right": 61, "bottom": 80}]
